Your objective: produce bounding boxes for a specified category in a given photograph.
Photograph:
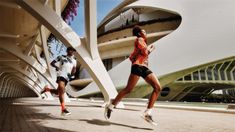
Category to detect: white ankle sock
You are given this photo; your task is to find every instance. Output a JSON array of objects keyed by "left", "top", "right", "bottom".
[
  {"left": 144, "top": 108, "right": 152, "bottom": 115},
  {"left": 108, "top": 104, "right": 114, "bottom": 109}
]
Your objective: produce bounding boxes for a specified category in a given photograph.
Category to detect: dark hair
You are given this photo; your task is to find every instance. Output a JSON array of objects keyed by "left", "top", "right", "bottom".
[
  {"left": 132, "top": 26, "right": 142, "bottom": 37},
  {"left": 67, "top": 46, "right": 76, "bottom": 52}
]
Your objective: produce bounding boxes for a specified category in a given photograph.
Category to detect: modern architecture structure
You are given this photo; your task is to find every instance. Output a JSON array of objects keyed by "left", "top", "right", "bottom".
[
  {"left": 0, "top": 0, "right": 234, "bottom": 103},
  {"left": 76, "top": 0, "right": 235, "bottom": 102}
]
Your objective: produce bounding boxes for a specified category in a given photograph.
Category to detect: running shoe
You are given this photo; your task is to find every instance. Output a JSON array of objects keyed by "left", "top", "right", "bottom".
[
  {"left": 61, "top": 109, "right": 71, "bottom": 116},
  {"left": 104, "top": 104, "right": 112, "bottom": 120},
  {"left": 141, "top": 114, "right": 157, "bottom": 126},
  {"left": 40, "top": 87, "right": 50, "bottom": 94}
]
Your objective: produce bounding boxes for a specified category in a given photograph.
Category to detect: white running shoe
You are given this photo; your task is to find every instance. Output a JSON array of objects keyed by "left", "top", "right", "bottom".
[{"left": 141, "top": 113, "right": 157, "bottom": 126}]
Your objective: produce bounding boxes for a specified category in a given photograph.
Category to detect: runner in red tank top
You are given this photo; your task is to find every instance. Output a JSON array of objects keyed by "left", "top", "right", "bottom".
[
  {"left": 105, "top": 26, "right": 162, "bottom": 125},
  {"left": 130, "top": 35, "right": 149, "bottom": 66}
]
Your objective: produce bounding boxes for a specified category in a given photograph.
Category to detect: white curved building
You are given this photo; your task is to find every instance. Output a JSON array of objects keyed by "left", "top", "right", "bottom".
[{"left": 77, "top": 0, "right": 235, "bottom": 101}]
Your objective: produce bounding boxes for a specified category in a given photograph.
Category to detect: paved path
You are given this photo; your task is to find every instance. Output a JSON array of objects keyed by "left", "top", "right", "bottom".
[{"left": 0, "top": 98, "right": 235, "bottom": 132}]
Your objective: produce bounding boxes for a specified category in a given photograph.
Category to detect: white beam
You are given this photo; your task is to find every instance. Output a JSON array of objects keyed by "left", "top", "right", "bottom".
[
  {"left": 218, "top": 62, "right": 225, "bottom": 81},
  {"left": 40, "top": 26, "right": 54, "bottom": 77},
  {"left": 9, "top": 74, "right": 41, "bottom": 97},
  {"left": 0, "top": 40, "right": 57, "bottom": 89},
  {"left": 231, "top": 65, "right": 235, "bottom": 81},
  {"left": 211, "top": 65, "right": 216, "bottom": 82},
  {"left": 1, "top": 75, "right": 13, "bottom": 97},
  {"left": 84, "top": 0, "right": 99, "bottom": 59},
  {"left": 1, "top": 64, "right": 39, "bottom": 85},
  {"left": 24, "top": 34, "right": 38, "bottom": 56},
  {"left": 17, "top": 0, "right": 122, "bottom": 105},
  {"left": 224, "top": 61, "right": 233, "bottom": 81}
]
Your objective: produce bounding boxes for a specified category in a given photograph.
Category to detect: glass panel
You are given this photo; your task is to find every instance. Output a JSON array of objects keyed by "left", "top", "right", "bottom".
[
  {"left": 227, "top": 71, "right": 231, "bottom": 80},
  {"left": 200, "top": 70, "right": 206, "bottom": 80},
  {"left": 184, "top": 74, "right": 191, "bottom": 81},
  {"left": 207, "top": 66, "right": 213, "bottom": 80},
  {"left": 193, "top": 71, "right": 199, "bottom": 80}
]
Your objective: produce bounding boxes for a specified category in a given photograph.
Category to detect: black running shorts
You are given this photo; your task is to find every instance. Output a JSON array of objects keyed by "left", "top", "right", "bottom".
[
  {"left": 56, "top": 76, "right": 68, "bottom": 86},
  {"left": 131, "top": 64, "right": 153, "bottom": 78}
]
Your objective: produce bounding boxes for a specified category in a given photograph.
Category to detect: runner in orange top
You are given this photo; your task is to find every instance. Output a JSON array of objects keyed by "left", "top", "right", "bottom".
[
  {"left": 129, "top": 32, "right": 149, "bottom": 66},
  {"left": 104, "top": 26, "right": 162, "bottom": 125}
]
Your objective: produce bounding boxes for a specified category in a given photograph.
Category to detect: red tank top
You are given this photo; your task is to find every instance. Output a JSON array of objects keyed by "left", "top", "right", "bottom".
[{"left": 129, "top": 37, "right": 148, "bottom": 66}]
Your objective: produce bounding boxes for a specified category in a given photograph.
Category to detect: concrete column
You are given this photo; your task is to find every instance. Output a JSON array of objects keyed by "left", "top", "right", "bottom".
[{"left": 84, "top": 0, "right": 99, "bottom": 60}]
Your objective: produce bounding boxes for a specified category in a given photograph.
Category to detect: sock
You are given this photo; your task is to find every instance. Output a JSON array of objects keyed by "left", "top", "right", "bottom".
[
  {"left": 144, "top": 108, "right": 153, "bottom": 115},
  {"left": 108, "top": 104, "right": 115, "bottom": 110},
  {"left": 61, "top": 102, "right": 65, "bottom": 111}
]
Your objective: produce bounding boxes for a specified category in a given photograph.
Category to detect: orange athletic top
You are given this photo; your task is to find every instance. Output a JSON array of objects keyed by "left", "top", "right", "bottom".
[{"left": 129, "top": 37, "right": 149, "bottom": 67}]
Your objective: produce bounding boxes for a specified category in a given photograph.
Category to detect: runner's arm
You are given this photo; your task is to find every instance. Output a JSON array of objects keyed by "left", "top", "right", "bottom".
[
  {"left": 50, "top": 56, "right": 60, "bottom": 71},
  {"left": 138, "top": 38, "right": 148, "bottom": 56},
  {"left": 71, "top": 60, "right": 77, "bottom": 76},
  {"left": 147, "top": 44, "right": 155, "bottom": 54}
]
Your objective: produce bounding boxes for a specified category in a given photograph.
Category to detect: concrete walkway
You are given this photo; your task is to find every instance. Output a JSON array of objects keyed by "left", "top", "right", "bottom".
[{"left": 0, "top": 98, "right": 235, "bottom": 132}]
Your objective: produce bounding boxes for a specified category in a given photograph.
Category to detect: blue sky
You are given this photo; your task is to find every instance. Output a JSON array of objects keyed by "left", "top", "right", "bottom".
[
  {"left": 70, "top": 0, "right": 123, "bottom": 36},
  {"left": 50, "top": 0, "right": 122, "bottom": 58}
]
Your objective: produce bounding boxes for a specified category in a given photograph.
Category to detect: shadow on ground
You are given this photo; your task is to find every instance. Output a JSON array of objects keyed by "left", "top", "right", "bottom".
[{"left": 79, "top": 119, "right": 154, "bottom": 131}]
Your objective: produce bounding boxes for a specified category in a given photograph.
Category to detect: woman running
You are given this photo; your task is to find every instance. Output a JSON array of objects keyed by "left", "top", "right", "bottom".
[{"left": 104, "top": 26, "right": 162, "bottom": 125}]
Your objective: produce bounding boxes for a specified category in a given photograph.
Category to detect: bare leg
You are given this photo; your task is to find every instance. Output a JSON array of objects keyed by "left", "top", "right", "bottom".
[
  {"left": 144, "top": 73, "right": 161, "bottom": 109},
  {"left": 112, "top": 74, "right": 140, "bottom": 106},
  {"left": 105, "top": 74, "right": 140, "bottom": 119},
  {"left": 57, "top": 81, "right": 66, "bottom": 110},
  {"left": 50, "top": 89, "right": 58, "bottom": 95},
  {"left": 41, "top": 85, "right": 58, "bottom": 95}
]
